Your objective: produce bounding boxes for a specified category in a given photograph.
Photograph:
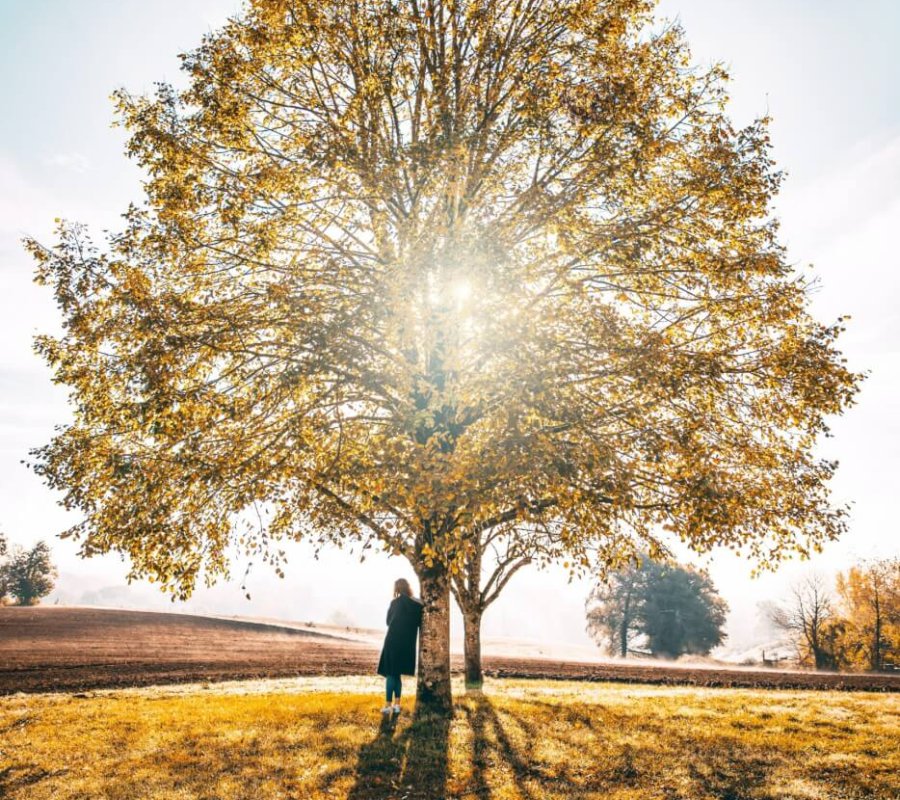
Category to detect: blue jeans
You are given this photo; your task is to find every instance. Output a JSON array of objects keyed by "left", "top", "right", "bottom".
[{"left": 385, "top": 674, "right": 402, "bottom": 703}]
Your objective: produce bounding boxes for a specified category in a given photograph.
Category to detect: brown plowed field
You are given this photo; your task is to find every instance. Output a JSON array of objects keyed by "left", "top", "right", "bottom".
[{"left": 2, "top": 606, "right": 898, "bottom": 694}]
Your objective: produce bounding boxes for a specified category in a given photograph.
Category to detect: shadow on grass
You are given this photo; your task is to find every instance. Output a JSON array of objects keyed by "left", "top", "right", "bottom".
[
  {"left": 462, "top": 694, "right": 570, "bottom": 800},
  {"left": 346, "top": 705, "right": 451, "bottom": 800},
  {"left": 343, "top": 695, "right": 787, "bottom": 800},
  {"left": 126, "top": 693, "right": 894, "bottom": 800},
  {"left": 461, "top": 694, "right": 784, "bottom": 800},
  {"left": 0, "top": 765, "right": 69, "bottom": 794},
  {"left": 528, "top": 697, "right": 782, "bottom": 798}
]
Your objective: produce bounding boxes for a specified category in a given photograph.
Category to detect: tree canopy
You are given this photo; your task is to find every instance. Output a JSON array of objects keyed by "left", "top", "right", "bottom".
[
  {"left": 768, "top": 573, "right": 839, "bottom": 670},
  {"left": 836, "top": 558, "right": 900, "bottom": 671},
  {"left": 638, "top": 560, "right": 727, "bottom": 657},
  {"left": 0, "top": 541, "right": 57, "bottom": 606},
  {"left": 28, "top": 0, "right": 860, "bottom": 707}
]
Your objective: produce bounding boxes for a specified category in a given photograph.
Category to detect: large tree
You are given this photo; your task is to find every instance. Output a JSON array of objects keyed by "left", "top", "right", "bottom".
[{"left": 29, "top": 0, "right": 859, "bottom": 711}]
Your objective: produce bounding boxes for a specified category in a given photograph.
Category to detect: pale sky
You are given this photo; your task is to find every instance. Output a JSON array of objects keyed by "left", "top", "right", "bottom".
[{"left": 1, "top": 1, "right": 898, "bottom": 654}]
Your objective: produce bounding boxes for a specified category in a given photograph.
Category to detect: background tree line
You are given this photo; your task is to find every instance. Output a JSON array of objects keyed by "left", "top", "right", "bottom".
[{"left": 584, "top": 553, "right": 899, "bottom": 673}]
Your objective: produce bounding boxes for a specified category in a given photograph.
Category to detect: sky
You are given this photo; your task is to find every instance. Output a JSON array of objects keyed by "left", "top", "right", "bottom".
[{"left": 0, "top": 1, "right": 898, "bottom": 654}]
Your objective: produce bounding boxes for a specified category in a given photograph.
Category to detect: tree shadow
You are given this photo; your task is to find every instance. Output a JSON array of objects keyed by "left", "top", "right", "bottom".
[
  {"left": 460, "top": 697, "right": 491, "bottom": 800},
  {"left": 346, "top": 706, "right": 450, "bottom": 800},
  {"left": 461, "top": 695, "right": 784, "bottom": 800},
  {"left": 345, "top": 713, "right": 404, "bottom": 800},
  {"left": 0, "top": 764, "right": 69, "bottom": 794},
  {"left": 461, "top": 695, "right": 558, "bottom": 800}
]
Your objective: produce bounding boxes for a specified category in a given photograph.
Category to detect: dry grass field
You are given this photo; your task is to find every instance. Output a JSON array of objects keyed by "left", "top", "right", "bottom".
[
  {"left": 2, "top": 608, "right": 898, "bottom": 798},
  {"left": 1, "top": 677, "right": 897, "bottom": 800}
]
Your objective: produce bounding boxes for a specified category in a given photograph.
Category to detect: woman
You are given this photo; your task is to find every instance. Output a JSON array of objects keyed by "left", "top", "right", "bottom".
[{"left": 377, "top": 578, "right": 423, "bottom": 714}]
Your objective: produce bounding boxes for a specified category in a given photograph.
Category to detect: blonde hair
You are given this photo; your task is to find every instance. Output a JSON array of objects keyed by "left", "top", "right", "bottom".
[{"left": 394, "top": 578, "right": 412, "bottom": 598}]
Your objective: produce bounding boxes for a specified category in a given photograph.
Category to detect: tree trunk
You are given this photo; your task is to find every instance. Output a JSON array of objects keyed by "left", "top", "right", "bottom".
[
  {"left": 619, "top": 590, "right": 632, "bottom": 658},
  {"left": 416, "top": 565, "right": 453, "bottom": 713},
  {"left": 872, "top": 588, "right": 883, "bottom": 672},
  {"left": 463, "top": 608, "right": 483, "bottom": 689}
]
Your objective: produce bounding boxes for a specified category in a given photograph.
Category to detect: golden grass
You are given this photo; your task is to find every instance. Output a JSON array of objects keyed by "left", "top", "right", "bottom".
[{"left": 1, "top": 677, "right": 897, "bottom": 799}]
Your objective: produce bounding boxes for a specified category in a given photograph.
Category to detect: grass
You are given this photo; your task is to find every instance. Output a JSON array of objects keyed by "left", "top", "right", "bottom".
[{"left": 0, "top": 676, "right": 897, "bottom": 799}]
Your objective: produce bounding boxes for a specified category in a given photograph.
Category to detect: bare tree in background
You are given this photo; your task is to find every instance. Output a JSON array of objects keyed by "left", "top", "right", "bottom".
[{"left": 769, "top": 574, "right": 839, "bottom": 670}]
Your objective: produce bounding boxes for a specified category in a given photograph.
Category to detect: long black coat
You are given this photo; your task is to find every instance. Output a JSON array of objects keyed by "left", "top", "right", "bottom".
[{"left": 377, "top": 594, "right": 423, "bottom": 677}]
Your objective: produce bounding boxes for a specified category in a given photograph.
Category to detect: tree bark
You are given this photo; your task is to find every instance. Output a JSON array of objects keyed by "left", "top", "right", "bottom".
[
  {"left": 619, "top": 589, "right": 632, "bottom": 658},
  {"left": 463, "top": 608, "right": 483, "bottom": 689},
  {"left": 873, "top": 588, "right": 883, "bottom": 672},
  {"left": 416, "top": 565, "right": 453, "bottom": 713}
]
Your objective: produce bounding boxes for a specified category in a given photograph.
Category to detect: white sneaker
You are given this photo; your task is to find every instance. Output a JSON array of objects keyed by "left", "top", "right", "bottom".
[
  {"left": 392, "top": 703, "right": 401, "bottom": 714},
  {"left": 381, "top": 705, "right": 393, "bottom": 714}
]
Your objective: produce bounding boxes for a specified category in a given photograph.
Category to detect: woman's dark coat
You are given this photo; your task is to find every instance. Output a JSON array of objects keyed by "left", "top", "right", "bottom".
[{"left": 377, "top": 594, "right": 423, "bottom": 677}]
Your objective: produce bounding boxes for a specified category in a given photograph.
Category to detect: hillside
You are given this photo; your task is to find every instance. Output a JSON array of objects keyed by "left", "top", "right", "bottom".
[{"left": 2, "top": 607, "right": 897, "bottom": 695}]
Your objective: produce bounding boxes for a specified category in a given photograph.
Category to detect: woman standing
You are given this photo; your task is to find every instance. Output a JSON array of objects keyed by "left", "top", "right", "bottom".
[{"left": 377, "top": 578, "right": 423, "bottom": 714}]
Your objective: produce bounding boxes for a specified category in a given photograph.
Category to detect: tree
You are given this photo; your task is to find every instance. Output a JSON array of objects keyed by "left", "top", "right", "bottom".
[
  {"left": 586, "top": 554, "right": 648, "bottom": 657},
  {"left": 0, "top": 541, "right": 58, "bottom": 606},
  {"left": 29, "top": 0, "right": 860, "bottom": 712},
  {"left": 638, "top": 561, "right": 728, "bottom": 658},
  {"left": 0, "top": 531, "right": 9, "bottom": 603},
  {"left": 769, "top": 574, "right": 839, "bottom": 670},
  {"left": 836, "top": 558, "right": 900, "bottom": 672},
  {"left": 586, "top": 556, "right": 727, "bottom": 658},
  {"left": 451, "top": 522, "right": 577, "bottom": 687}
]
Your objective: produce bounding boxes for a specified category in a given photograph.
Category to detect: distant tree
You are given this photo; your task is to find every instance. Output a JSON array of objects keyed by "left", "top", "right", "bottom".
[
  {"left": 585, "top": 555, "right": 649, "bottom": 657},
  {"left": 836, "top": 558, "right": 900, "bottom": 672},
  {"left": 768, "top": 574, "right": 839, "bottom": 670},
  {"left": 0, "top": 531, "right": 8, "bottom": 603},
  {"left": 639, "top": 562, "right": 729, "bottom": 658},
  {"left": 587, "top": 556, "right": 728, "bottom": 658},
  {"left": 1, "top": 541, "right": 58, "bottom": 606}
]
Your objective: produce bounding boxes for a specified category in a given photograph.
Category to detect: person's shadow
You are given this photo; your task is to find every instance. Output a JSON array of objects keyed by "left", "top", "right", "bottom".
[{"left": 346, "top": 706, "right": 450, "bottom": 800}]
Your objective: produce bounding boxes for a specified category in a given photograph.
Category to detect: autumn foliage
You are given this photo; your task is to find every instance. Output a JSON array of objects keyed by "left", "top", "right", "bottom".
[
  {"left": 769, "top": 559, "right": 900, "bottom": 672},
  {"left": 28, "top": 0, "right": 860, "bottom": 708},
  {"left": 835, "top": 559, "right": 900, "bottom": 672}
]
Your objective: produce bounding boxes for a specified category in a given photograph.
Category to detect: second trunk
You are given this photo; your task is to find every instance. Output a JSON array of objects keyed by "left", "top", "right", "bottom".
[{"left": 463, "top": 609, "right": 483, "bottom": 688}]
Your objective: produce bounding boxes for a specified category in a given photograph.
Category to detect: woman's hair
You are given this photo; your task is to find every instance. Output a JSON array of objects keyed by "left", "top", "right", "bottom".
[{"left": 394, "top": 578, "right": 413, "bottom": 598}]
